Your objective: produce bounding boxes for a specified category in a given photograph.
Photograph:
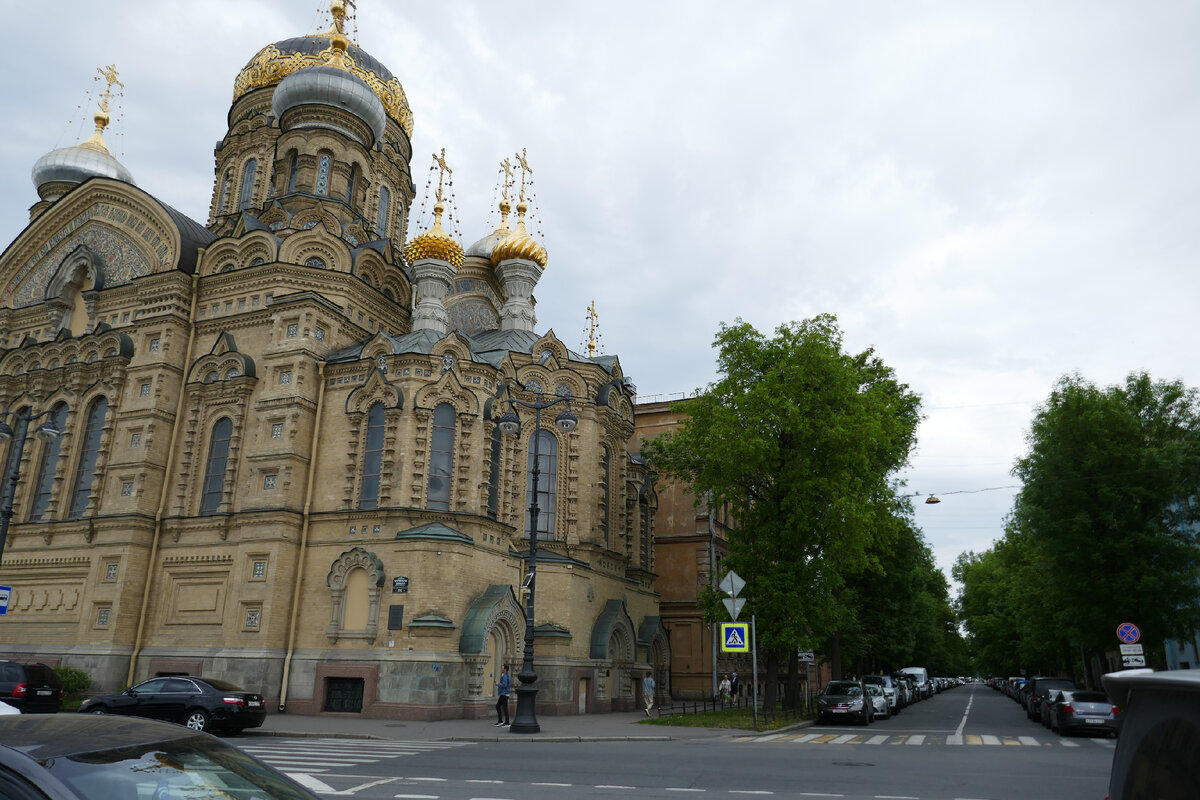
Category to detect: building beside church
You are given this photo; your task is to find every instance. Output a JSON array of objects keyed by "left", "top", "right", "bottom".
[{"left": 0, "top": 2, "right": 666, "bottom": 719}]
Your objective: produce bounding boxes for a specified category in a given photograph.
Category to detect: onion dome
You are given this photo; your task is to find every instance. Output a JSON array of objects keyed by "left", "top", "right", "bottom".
[
  {"left": 271, "top": 34, "right": 387, "bottom": 148},
  {"left": 404, "top": 200, "right": 464, "bottom": 268},
  {"left": 491, "top": 201, "right": 547, "bottom": 269},
  {"left": 234, "top": 0, "right": 413, "bottom": 138},
  {"left": 465, "top": 198, "right": 513, "bottom": 258},
  {"left": 32, "top": 73, "right": 135, "bottom": 199}
]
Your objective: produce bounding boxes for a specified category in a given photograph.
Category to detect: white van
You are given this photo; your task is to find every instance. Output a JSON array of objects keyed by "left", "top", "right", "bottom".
[{"left": 900, "top": 667, "right": 931, "bottom": 699}]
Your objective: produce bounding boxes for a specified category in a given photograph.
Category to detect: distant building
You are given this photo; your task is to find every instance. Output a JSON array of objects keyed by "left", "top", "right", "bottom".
[{"left": 0, "top": 2, "right": 667, "bottom": 719}]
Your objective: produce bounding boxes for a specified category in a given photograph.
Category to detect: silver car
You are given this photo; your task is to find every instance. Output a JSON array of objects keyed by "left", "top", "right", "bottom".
[{"left": 817, "top": 680, "right": 873, "bottom": 725}]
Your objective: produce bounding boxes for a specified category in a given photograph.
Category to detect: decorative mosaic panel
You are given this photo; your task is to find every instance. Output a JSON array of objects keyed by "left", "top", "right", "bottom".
[
  {"left": 3, "top": 203, "right": 167, "bottom": 308},
  {"left": 447, "top": 299, "right": 498, "bottom": 336}
]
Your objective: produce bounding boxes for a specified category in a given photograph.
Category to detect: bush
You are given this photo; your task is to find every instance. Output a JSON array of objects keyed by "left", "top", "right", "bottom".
[{"left": 56, "top": 666, "right": 92, "bottom": 699}]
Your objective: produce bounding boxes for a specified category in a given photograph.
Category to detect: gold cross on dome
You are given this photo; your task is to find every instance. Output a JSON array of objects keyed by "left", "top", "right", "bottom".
[
  {"left": 432, "top": 148, "right": 452, "bottom": 204},
  {"left": 499, "top": 158, "right": 514, "bottom": 203},
  {"left": 514, "top": 148, "right": 532, "bottom": 203},
  {"left": 95, "top": 64, "right": 123, "bottom": 114}
]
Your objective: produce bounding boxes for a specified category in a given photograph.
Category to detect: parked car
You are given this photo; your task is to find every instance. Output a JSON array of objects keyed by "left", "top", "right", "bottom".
[
  {"left": 817, "top": 680, "right": 873, "bottom": 725},
  {"left": 1048, "top": 689, "right": 1121, "bottom": 736},
  {"left": 78, "top": 676, "right": 266, "bottom": 733},
  {"left": 0, "top": 714, "right": 320, "bottom": 800},
  {"left": 0, "top": 661, "right": 63, "bottom": 714},
  {"left": 900, "top": 667, "right": 932, "bottom": 699},
  {"left": 1103, "top": 668, "right": 1200, "bottom": 800},
  {"left": 863, "top": 675, "right": 901, "bottom": 714},
  {"left": 1025, "top": 676, "right": 1076, "bottom": 721},
  {"left": 865, "top": 683, "right": 891, "bottom": 719}
]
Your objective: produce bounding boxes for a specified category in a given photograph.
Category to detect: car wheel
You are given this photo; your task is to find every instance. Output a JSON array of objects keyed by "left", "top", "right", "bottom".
[
  {"left": 88, "top": 706, "right": 107, "bottom": 715},
  {"left": 185, "top": 709, "right": 209, "bottom": 732}
]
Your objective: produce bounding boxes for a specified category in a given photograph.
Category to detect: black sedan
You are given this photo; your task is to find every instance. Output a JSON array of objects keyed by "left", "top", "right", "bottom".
[
  {"left": 0, "top": 714, "right": 317, "bottom": 800},
  {"left": 78, "top": 676, "right": 267, "bottom": 733}
]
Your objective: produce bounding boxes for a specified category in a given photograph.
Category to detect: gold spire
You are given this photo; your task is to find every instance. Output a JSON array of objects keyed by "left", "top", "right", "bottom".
[
  {"left": 492, "top": 157, "right": 514, "bottom": 236},
  {"left": 404, "top": 149, "right": 464, "bottom": 268},
  {"left": 585, "top": 300, "right": 600, "bottom": 358},
  {"left": 491, "top": 149, "right": 547, "bottom": 268},
  {"left": 79, "top": 64, "right": 122, "bottom": 154}
]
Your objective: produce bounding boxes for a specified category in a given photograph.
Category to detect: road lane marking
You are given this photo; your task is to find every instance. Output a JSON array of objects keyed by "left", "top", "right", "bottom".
[
  {"left": 876, "top": 796, "right": 919, "bottom": 799},
  {"left": 946, "top": 735, "right": 964, "bottom": 745},
  {"left": 811, "top": 734, "right": 838, "bottom": 743},
  {"left": 403, "top": 778, "right": 447, "bottom": 782},
  {"left": 798, "top": 794, "right": 844, "bottom": 798},
  {"left": 289, "top": 774, "right": 335, "bottom": 793},
  {"left": 981, "top": 735, "right": 1001, "bottom": 745},
  {"left": 1002, "top": 737, "right": 1021, "bottom": 745},
  {"left": 465, "top": 780, "right": 503, "bottom": 784},
  {"left": 830, "top": 735, "right": 857, "bottom": 744},
  {"left": 953, "top": 689, "right": 975, "bottom": 740},
  {"left": 1060, "top": 740, "right": 1080, "bottom": 747},
  {"left": 792, "top": 733, "right": 822, "bottom": 743},
  {"left": 532, "top": 783, "right": 572, "bottom": 787},
  {"left": 666, "top": 789, "right": 706, "bottom": 792},
  {"left": 730, "top": 792, "right": 775, "bottom": 795},
  {"left": 965, "top": 734, "right": 982, "bottom": 745},
  {"left": 756, "top": 734, "right": 786, "bottom": 741},
  {"left": 596, "top": 786, "right": 636, "bottom": 790},
  {"left": 393, "top": 796, "right": 439, "bottom": 799},
  {"left": 905, "top": 735, "right": 925, "bottom": 745},
  {"left": 1018, "top": 736, "right": 1041, "bottom": 746},
  {"left": 866, "top": 735, "right": 889, "bottom": 745}
]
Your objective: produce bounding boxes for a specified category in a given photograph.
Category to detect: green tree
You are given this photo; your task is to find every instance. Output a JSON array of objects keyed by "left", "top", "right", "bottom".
[
  {"left": 643, "top": 316, "right": 921, "bottom": 708},
  {"left": 1011, "top": 372, "right": 1200, "bottom": 680}
]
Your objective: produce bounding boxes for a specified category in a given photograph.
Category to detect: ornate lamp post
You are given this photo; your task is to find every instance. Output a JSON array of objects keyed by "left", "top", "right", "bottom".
[
  {"left": 497, "top": 382, "right": 578, "bottom": 734},
  {"left": 0, "top": 408, "right": 64, "bottom": 566}
]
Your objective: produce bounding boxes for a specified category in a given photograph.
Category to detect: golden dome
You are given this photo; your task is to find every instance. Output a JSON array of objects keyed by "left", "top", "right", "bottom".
[
  {"left": 404, "top": 202, "right": 464, "bottom": 268},
  {"left": 232, "top": 2, "right": 414, "bottom": 138},
  {"left": 491, "top": 201, "right": 547, "bottom": 269}
]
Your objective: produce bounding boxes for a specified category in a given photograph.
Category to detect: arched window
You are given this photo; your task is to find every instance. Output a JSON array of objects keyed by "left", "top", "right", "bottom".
[
  {"left": 29, "top": 403, "right": 69, "bottom": 521},
  {"left": 316, "top": 153, "right": 331, "bottom": 195},
  {"left": 286, "top": 153, "right": 299, "bottom": 193},
  {"left": 360, "top": 402, "right": 385, "bottom": 509},
  {"left": 199, "top": 417, "right": 233, "bottom": 514},
  {"left": 0, "top": 407, "right": 30, "bottom": 516},
  {"left": 486, "top": 426, "right": 502, "bottom": 519},
  {"left": 68, "top": 397, "right": 108, "bottom": 518},
  {"left": 218, "top": 169, "right": 232, "bottom": 212},
  {"left": 599, "top": 446, "right": 611, "bottom": 547},
  {"left": 376, "top": 186, "right": 390, "bottom": 237},
  {"left": 346, "top": 165, "right": 359, "bottom": 204},
  {"left": 640, "top": 496, "right": 652, "bottom": 570},
  {"left": 238, "top": 158, "right": 257, "bottom": 210},
  {"left": 526, "top": 430, "right": 557, "bottom": 539},
  {"left": 427, "top": 403, "right": 455, "bottom": 510}
]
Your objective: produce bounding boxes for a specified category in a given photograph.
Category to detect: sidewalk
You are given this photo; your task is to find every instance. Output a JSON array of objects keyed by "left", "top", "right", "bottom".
[{"left": 246, "top": 708, "right": 795, "bottom": 743}]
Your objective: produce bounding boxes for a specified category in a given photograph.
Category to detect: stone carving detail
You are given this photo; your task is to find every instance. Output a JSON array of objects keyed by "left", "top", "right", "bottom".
[{"left": 325, "top": 547, "right": 383, "bottom": 644}]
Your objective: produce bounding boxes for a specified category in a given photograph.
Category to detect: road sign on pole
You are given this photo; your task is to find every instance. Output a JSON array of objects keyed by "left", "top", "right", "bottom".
[
  {"left": 797, "top": 650, "right": 815, "bottom": 662},
  {"left": 1122, "top": 655, "right": 1146, "bottom": 667},
  {"left": 719, "top": 571, "right": 745, "bottom": 598},
  {"left": 720, "top": 622, "right": 750, "bottom": 652},
  {"left": 0, "top": 586, "right": 9, "bottom": 615},
  {"left": 722, "top": 596, "right": 745, "bottom": 622},
  {"left": 1119, "top": 644, "right": 1144, "bottom": 656},
  {"left": 1116, "top": 622, "right": 1141, "bottom": 644}
]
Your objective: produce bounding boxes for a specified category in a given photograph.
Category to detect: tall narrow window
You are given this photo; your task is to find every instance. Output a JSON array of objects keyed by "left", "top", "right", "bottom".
[
  {"left": 68, "top": 397, "right": 109, "bottom": 518},
  {"left": 427, "top": 403, "right": 455, "bottom": 510},
  {"left": 599, "top": 446, "right": 611, "bottom": 547},
  {"left": 218, "top": 169, "right": 232, "bottom": 213},
  {"left": 286, "top": 153, "right": 299, "bottom": 192},
  {"left": 360, "top": 403, "right": 385, "bottom": 509},
  {"left": 29, "top": 403, "right": 68, "bottom": 521},
  {"left": 0, "top": 407, "right": 30, "bottom": 516},
  {"left": 238, "top": 158, "right": 257, "bottom": 210},
  {"left": 316, "top": 153, "right": 331, "bottom": 195},
  {"left": 345, "top": 165, "right": 359, "bottom": 204},
  {"left": 526, "top": 430, "right": 557, "bottom": 539},
  {"left": 376, "top": 186, "right": 390, "bottom": 237},
  {"left": 199, "top": 418, "right": 233, "bottom": 514},
  {"left": 486, "top": 426, "right": 502, "bottom": 519},
  {"left": 640, "top": 497, "right": 652, "bottom": 570}
]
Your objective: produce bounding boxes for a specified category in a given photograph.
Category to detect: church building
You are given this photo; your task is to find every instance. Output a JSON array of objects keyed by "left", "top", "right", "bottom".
[{"left": 0, "top": 2, "right": 666, "bottom": 719}]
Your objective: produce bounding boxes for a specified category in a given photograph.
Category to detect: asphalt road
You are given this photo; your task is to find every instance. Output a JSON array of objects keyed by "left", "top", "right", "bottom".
[{"left": 239, "top": 684, "right": 1114, "bottom": 799}]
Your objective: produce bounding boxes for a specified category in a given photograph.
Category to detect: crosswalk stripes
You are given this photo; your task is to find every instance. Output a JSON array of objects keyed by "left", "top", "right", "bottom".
[
  {"left": 237, "top": 738, "right": 471, "bottom": 772},
  {"left": 733, "top": 732, "right": 1117, "bottom": 748}
]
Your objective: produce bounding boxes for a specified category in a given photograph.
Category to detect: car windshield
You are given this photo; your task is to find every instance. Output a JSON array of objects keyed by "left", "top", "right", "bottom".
[
  {"left": 825, "top": 683, "right": 861, "bottom": 696},
  {"left": 44, "top": 734, "right": 314, "bottom": 800}
]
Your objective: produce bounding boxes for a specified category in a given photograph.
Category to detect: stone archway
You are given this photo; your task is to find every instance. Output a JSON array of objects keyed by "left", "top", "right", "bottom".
[{"left": 460, "top": 585, "right": 524, "bottom": 705}]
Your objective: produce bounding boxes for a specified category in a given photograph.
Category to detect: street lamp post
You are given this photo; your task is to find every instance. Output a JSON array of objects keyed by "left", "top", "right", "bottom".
[
  {"left": 497, "top": 383, "right": 578, "bottom": 734},
  {"left": 0, "top": 408, "right": 64, "bottom": 567}
]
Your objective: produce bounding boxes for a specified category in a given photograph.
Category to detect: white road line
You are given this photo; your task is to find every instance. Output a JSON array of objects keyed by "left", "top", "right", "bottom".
[
  {"left": 905, "top": 735, "right": 925, "bottom": 745},
  {"left": 403, "top": 778, "right": 448, "bottom": 782},
  {"left": 532, "top": 783, "right": 572, "bottom": 787},
  {"left": 393, "top": 795, "right": 439, "bottom": 799},
  {"left": 729, "top": 792, "right": 775, "bottom": 796},
  {"left": 756, "top": 734, "right": 786, "bottom": 741},
  {"left": 666, "top": 789, "right": 706, "bottom": 793},
  {"left": 947, "top": 735, "right": 964, "bottom": 745},
  {"left": 793, "top": 733, "right": 822, "bottom": 743},
  {"left": 1059, "top": 739, "right": 1080, "bottom": 747},
  {"left": 596, "top": 786, "right": 637, "bottom": 790},
  {"left": 830, "top": 735, "right": 857, "bottom": 744},
  {"left": 798, "top": 794, "right": 844, "bottom": 798},
  {"left": 289, "top": 773, "right": 336, "bottom": 793},
  {"left": 866, "top": 735, "right": 889, "bottom": 745},
  {"left": 876, "top": 796, "right": 919, "bottom": 799},
  {"left": 465, "top": 780, "right": 503, "bottom": 784},
  {"left": 1018, "top": 736, "right": 1041, "bottom": 746},
  {"left": 981, "top": 735, "right": 1001, "bottom": 745},
  {"left": 954, "top": 690, "right": 975, "bottom": 739}
]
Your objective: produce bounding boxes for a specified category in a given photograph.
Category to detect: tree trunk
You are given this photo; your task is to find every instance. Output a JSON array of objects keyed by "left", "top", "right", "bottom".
[
  {"left": 830, "top": 631, "right": 843, "bottom": 680},
  {"left": 763, "top": 654, "right": 779, "bottom": 714},
  {"left": 785, "top": 649, "right": 800, "bottom": 710}
]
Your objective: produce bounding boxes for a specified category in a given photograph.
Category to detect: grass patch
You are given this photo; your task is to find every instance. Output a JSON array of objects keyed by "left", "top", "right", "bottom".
[{"left": 642, "top": 706, "right": 807, "bottom": 731}]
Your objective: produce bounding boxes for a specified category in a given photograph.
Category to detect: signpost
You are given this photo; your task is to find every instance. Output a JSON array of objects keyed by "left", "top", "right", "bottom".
[
  {"left": 0, "top": 585, "right": 9, "bottom": 616},
  {"left": 719, "top": 571, "right": 758, "bottom": 727},
  {"left": 1117, "top": 623, "right": 1144, "bottom": 668},
  {"left": 1116, "top": 622, "right": 1141, "bottom": 644}
]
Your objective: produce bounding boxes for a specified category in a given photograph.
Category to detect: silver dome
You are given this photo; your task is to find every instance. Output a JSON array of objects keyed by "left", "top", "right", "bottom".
[
  {"left": 272, "top": 65, "right": 387, "bottom": 147},
  {"left": 466, "top": 231, "right": 507, "bottom": 259},
  {"left": 31, "top": 145, "right": 136, "bottom": 192}
]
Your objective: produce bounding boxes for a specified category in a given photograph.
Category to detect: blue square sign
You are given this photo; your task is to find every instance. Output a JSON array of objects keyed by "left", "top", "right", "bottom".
[{"left": 720, "top": 622, "right": 750, "bottom": 652}]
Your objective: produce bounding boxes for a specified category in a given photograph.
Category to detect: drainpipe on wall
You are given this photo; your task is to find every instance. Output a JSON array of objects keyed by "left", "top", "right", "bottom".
[
  {"left": 279, "top": 360, "right": 327, "bottom": 712},
  {"left": 708, "top": 490, "right": 717, "bottom": 699},
  {"left": 127, "top": 270, "right": 201, "bottom": 686}
]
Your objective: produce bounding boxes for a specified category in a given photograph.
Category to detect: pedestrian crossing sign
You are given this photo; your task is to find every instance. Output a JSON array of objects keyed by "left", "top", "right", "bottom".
[{"left": 721, "top": 622, "right": 750, "bottom": 652}]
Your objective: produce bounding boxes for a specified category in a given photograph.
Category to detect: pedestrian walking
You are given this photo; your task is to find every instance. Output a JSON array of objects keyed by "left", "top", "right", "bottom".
[
  {"left": 495, "top": 665, "right": 511, "bottom": 727},
  {"left": 731, "top": 671, "right": 740, "bottom": 698},
  {"left": 719, "top": 674, "right": 732, "bottom": 702},
  {"left": 643, "top": 672, "right": 656, "bottom": 716}
]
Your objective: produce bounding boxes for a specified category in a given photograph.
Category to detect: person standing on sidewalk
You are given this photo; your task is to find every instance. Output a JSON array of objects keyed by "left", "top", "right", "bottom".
[
  {"left": 495, "top": 665, "right": 511, "bottom": 727},
  {"left": 643, "top": 672, "right": 656, "bottom": 716}
]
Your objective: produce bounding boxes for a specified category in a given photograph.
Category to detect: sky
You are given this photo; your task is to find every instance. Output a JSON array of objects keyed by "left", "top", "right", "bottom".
[{"left": 2, "top": 1, "right": 1198, "bottom": 586}]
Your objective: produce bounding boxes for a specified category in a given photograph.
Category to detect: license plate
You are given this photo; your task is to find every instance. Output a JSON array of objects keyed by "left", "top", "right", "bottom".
[
  {"left": 248, "top": 701, "right": 261, "bottom": 707},
  {"left": 36, "top": 690, "right": 52, "bottom": 696},
  {"left": 1085, "top": 718, "right": 1104, "bottom": 724}
]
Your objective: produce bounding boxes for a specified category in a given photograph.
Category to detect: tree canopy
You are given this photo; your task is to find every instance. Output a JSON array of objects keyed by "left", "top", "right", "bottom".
[
  {"left": 643, "top": 316, "right": 942, "bottom": 689},
  {"left": 956, "top": 371, "right": 1200, "bottom": 679}
]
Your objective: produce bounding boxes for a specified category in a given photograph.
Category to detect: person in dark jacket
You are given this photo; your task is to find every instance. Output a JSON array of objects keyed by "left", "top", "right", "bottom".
[{"left": 495, "top": 665, "right": 511, "bottom": 726}]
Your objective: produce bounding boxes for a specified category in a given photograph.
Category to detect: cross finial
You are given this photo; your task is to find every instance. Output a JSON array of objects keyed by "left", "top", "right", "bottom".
[
  {"left": 95, "top": 64, "right": 123, "bottom": 115},
  {"left": 500, "top": 158, "right": 514, "bottom": 204},
  {"left": 432, "top": 148, "right": 452, "bottom": 205},
  {"left": 515, "top": 148, "right": 533, "bottom": 203}
]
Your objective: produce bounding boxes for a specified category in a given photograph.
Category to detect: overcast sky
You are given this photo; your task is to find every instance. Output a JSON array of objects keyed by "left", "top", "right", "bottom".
[{"left": 3, "top": 1, "right": 1198, "bottom": 584}]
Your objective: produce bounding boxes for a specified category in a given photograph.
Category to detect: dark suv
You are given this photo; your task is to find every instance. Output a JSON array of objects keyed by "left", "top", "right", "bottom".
[
  {"left": 1103, "top": 668, "right": 1200, "bottom": 800},
  {"left": 0, "top": 660, "right": 64, "bottom": 713},
  {"left": 1024, "top": 675, "right": 1076, "bottom": 721}
]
